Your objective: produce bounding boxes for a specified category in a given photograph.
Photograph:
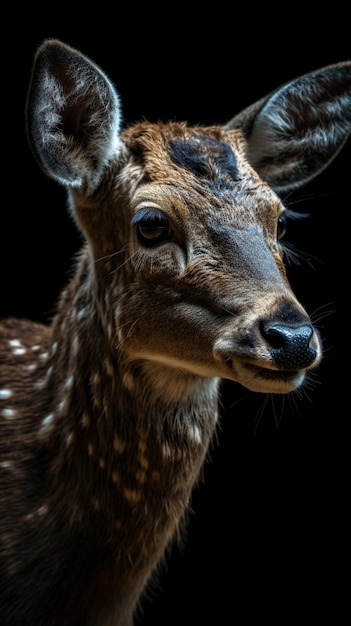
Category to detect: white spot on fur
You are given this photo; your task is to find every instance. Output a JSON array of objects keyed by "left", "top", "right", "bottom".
[
  {"left": 25, "top": 504, "right": 49, "bottom": 521},
  {"left": 0, "top": 461, "right": 12, "bottom": 469},
  {"left": 31, "top": 345, "right": 41, "bottom": 352},
  {"left": 40, "top": 352, "right": 49, "bottom": 361},
  {"left": 26, "top": 363, "right": 37, "bottom": 371},
  {"left": 77, "top": 307, "right": 88, "bottom": 320},
  {"left": 1, "top": 408, "right": 15, "bottom": 419},
  {"left": 64, "top": 376, "right": 74, "bottom": 389},
  {"left": 40, "top": 414, "right": 54, "bottom": 434},
  {"left": 37, "top": 504, "right": 49, "bottom": 517},
  {"left": 12, "top": 347, "right": 26, "bottom": 356},
  {"left": 0, "top": 389, "right": 12, "bottom": 399},
  {"left": 9, "top": 339, "right": 22, "bottom": 348},
  {"left": 188, "top": 424, "right": 202, "bottom": 444},
  {"left": 35, "top": 378, "right": 46, "bottom": 389},
  {"left": 57, "top": 399, "right": 66, "bottom": 413}
]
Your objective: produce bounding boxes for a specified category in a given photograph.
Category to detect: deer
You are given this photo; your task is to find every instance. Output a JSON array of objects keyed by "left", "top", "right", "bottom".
[{"left": 0, "top": 38, "right": 350, "bottom": 626}]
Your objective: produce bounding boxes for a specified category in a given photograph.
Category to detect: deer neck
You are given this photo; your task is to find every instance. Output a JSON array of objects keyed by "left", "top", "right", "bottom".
[{"left": 34, "top": 252, "right": 220, "bottom": 567}]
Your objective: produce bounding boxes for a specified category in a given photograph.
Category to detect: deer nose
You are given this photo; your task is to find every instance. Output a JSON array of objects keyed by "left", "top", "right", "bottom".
[{"left": 264, "top": 324, "right": 318, "bottom": 369}]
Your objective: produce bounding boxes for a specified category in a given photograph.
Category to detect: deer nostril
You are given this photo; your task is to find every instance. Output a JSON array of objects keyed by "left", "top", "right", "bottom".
[{"left": 264, "top": 324, "right": 317, "bottom": 369}]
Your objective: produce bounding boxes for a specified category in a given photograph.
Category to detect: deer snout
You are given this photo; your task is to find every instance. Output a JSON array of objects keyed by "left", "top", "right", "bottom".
[
  {"left": 262, "top": 323, "right": 319, "bottom": 370},
  {"left": 213, "top": 312, "right": 322, "bottom": 393}
]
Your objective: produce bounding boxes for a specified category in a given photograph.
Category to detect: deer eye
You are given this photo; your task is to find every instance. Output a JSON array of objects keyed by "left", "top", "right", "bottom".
[
  {"left": 277, "top": 214, "right": 287, "bottom": 239},
  {"left": 133, "top": 208, "right": 173, "bottom": 247}
]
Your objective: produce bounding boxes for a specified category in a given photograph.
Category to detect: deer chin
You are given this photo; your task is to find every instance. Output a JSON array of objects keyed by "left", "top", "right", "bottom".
[{"left": 231, "top": 361, "right": 306, "bottom": 394}]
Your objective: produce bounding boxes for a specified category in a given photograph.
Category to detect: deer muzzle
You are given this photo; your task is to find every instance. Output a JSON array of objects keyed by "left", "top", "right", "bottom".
[{"left": 213, "top": 312, "right": 322, "bottom": 394}]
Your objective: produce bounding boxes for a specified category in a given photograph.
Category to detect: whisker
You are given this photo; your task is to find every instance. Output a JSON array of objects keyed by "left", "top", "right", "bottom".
[
  {"left": 94, "top": 246, "right": 130, "bottom": 263},
  {"left": 282, "top": 241, "right": 323, "bottom": 269},
  {"left": 309, "top": 302, "right": 336, "bottom": 325},
  {"left": 110, "top": 250, "right": 139, "bottom": 274},
  {"left": 253, "top": 394, "right": 270, "bottom": 433}
]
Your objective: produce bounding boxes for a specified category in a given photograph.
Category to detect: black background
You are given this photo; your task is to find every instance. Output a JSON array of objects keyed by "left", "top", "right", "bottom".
[{"left": 1, "top": 9, "right": 349, "bottom": 625}]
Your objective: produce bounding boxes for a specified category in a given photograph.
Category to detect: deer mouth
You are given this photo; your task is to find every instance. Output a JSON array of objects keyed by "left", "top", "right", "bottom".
[
  {"left": 223, "top": 356, "right": 301, "bottom": 383},
  {"left": 221, "top": 357, "right": 306, "bottom": 393},
  {"left": 245, "top": 363, "right": 301, "bottom": 382},
  {"left": 240, "top": 362, "right": 307, "bottom": 393}
]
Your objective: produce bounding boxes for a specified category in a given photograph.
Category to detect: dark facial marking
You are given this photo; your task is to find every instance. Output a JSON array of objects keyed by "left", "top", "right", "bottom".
[{"left": 169, "top": 135, "right": 239, "bottom": 183}]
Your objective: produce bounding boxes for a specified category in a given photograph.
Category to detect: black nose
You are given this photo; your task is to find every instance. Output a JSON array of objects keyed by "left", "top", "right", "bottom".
[{"left": 264, "top": 324, "right": 317, "bottom": 369}]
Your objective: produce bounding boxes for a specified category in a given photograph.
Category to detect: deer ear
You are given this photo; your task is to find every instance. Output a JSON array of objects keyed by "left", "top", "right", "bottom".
[
  {"left": 225, "top": 62, "right": 351, "bottom": 194},
  {"left": 26, "top": 39, "right": 122, "bottom": 189}
]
